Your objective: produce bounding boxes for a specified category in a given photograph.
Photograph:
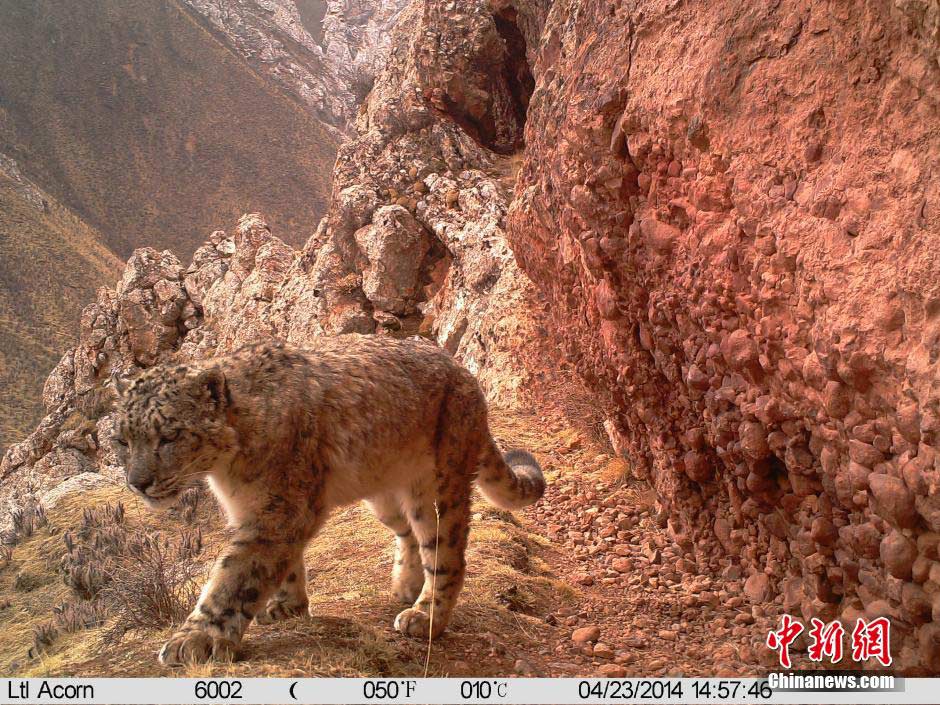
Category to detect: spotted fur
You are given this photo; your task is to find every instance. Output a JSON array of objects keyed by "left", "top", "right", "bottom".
[{"left": 111, "top": 335, "right": 545, "bottom": 665}]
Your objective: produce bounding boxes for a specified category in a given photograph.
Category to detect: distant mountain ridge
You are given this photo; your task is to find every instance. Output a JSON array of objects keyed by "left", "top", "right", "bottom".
[{"left": 179, "top": 0, "right": 408, "bottom": 129}]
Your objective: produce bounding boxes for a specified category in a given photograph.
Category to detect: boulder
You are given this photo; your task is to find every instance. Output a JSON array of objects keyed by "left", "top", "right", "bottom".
[{"left": 354, "top": 205, "right": 432, "bottom": 315}]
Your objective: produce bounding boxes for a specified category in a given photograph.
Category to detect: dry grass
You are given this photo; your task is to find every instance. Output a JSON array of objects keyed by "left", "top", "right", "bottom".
[
  {"left": 99, "top": 529, "right": 205, "bottom": 638},
  {"left": 0, "top": 486, "right": 126, "bottom": 673},
  {"left": 1, "top": 502, "right": 49, "bottom": 548},
  {"left": 0, "top": 467, "right": 575, "bottom": 677},
  {"left": 57, "top": 498, "right": 207, "bottom": 637},
  {"left": 553, "top": 381, "right": 615, "bottom": 455},
  {"left": 30, "top": 601, "right": 107, "bottom": 659},
  {"left": 0, "top": 484, "right": 214, "bottom": 673}
]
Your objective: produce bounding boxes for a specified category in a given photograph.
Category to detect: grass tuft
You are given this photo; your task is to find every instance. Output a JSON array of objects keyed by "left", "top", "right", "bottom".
[
  {"left": 99, "top": 530, "right": 204, "bottom": 638},
  {"left": 2, "top": 503, "right": 48, "bottom": 548}
]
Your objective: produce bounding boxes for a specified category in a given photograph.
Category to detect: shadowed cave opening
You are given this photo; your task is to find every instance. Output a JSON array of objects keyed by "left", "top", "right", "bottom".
[
  {"left": 492, "top": 6, "right": 535, "bottom": 153},
  {"left": 295, "top": 0, "right": 328, "bottom": 46},
  {"left": 438, "top": 5, "right": 535, "bottom": 155}
]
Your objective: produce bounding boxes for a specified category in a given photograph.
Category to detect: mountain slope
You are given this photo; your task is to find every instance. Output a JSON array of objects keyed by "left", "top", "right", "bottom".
[
  {"left": 0, "top": 162, "right": 121, "bottom": 449},
  {"left": 0, "top": 0, "right": 338, "bottom": 259}
]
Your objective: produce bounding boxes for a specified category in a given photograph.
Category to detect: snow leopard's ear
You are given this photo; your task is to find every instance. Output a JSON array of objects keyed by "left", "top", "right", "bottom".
[
  {"left": 109, "top": 369, "right": 138, "bottom": 397},
  {"left": 195, "top": 367, "right": 227, "bottom": 410}
]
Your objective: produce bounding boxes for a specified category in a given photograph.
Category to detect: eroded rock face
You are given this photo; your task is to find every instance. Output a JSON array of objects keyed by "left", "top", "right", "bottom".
[
  {"left": 0, "top": 236, "right": 228, "bottom": 511},
  {"left": 507, "top": 0, "right": 940, "bottom": 672},
  {"left": 354, "top": 205, "right": 432, "bottom": 315},
  {"left": 416, "top": 0, "right": 535, "bottom": 153},
  {"left": 283, "top": 0, "right": 540, "bottom": 401}
]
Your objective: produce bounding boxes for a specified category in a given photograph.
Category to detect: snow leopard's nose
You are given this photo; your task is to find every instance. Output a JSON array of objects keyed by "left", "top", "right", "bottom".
[
  {"left": 128, "top": 476, "right": 154, "bottom": 494},
  {"left": 127, "top": 467, "right": 155, "bottom": 494}
]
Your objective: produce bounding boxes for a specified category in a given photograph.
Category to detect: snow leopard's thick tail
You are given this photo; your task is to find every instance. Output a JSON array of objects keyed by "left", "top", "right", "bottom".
[{"left": 475, "top": 439, "right": 545, "bottom": 510}]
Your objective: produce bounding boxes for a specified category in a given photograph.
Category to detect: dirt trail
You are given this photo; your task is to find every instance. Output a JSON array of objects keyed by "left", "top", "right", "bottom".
[
  {"left": 0, "top": 405, "right": 764, "bottom": 677},
  {"left": 488, "top": 407, "right": 764, "bottom": 678}
]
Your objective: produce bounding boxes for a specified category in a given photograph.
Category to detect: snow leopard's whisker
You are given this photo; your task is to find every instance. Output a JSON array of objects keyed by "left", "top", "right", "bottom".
[
  {"left": 173, "top": 458, "right": 212, "bottom": 478},
  {"left": 157, "top": 462, "right": 210, "bottom": 494}
]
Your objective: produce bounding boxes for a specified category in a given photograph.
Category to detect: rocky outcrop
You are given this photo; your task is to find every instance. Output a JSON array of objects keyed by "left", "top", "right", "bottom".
[
  {"left": 180, "top": 0, "right": 408, "bottom": 129},
  {"left": 0, "top": 154, "right": 47, "bottom": 212},
  {"left": 506, "top": 0, "right": 940, "bottom": 673},
  {"left": 1, "top": 246, "right": 202, "bottom": 512}
]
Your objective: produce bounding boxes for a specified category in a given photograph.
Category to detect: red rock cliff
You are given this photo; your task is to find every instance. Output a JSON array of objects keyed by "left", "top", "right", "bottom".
[{"left": 506, "top": 0, "right": 940, "bottom": 672}]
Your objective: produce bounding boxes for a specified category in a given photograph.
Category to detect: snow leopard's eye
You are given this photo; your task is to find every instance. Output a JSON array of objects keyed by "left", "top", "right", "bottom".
[
  {"left": 159, "top": 429, "right": 181, "bottom": 445},
  {"left": 112, "top": 434, "right": 128, "bottom": 447}
]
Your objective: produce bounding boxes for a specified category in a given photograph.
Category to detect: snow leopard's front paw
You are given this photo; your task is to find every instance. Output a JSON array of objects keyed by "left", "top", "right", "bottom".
[
  {"left": 255, "top": 596, "right": 310, "bottom": 624},
  {"left": 394, "top": 607, "right": 446, "bottom": 639},
  {"left": 159, "top": 627, "right": 237, "bottom": 666}
]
